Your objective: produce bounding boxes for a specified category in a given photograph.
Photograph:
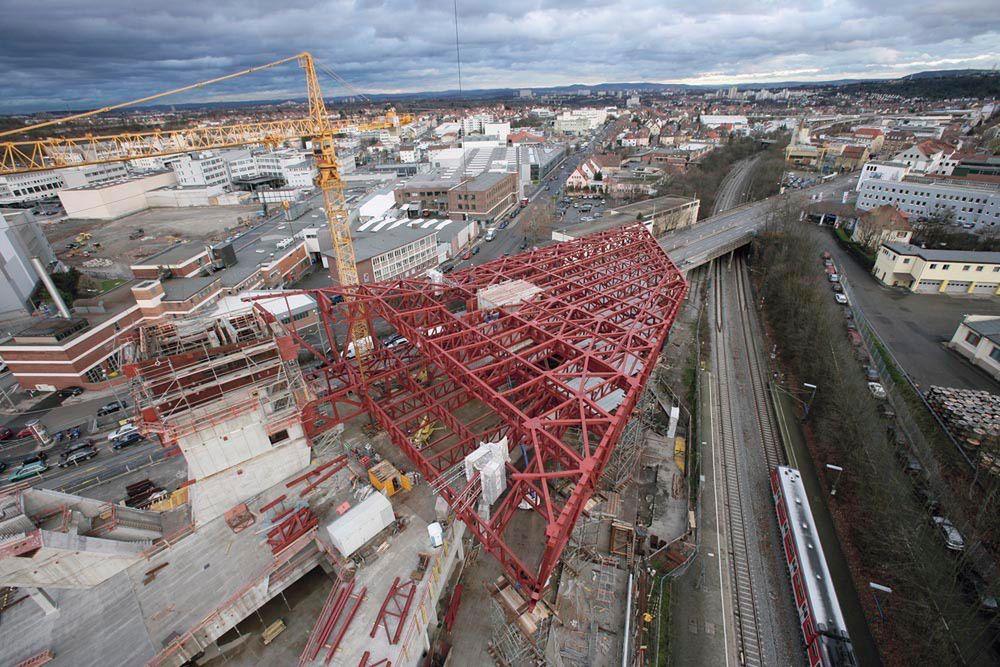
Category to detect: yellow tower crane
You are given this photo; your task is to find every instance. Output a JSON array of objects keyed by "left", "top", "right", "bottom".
[{"left": 0, "top": 52, "right": 409, "bottom": 381}]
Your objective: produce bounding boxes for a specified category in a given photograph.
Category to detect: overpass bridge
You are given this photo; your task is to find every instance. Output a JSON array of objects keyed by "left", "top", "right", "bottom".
[{"left": 662, "top": 173, "right": 858, "bottom": 271}]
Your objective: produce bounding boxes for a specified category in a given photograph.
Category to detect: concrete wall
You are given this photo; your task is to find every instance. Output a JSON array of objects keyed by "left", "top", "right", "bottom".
[
  {"left": 58, "top": 172, "right": 178, "bottom": 220},
  {"left": 949, "top": 320, "right": 1000, "bottom": 380}
]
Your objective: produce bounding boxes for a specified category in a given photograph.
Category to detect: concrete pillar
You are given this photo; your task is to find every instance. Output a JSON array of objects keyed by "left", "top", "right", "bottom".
[
  {"left": 26, "top": 587, "right": 58, "bottom": 616},
  {"left": 939, "top": 280, "right": 949, "bottom": 292}
]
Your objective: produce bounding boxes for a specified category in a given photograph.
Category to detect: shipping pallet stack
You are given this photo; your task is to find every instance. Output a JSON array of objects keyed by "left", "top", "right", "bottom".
[{"left": 925, "top": 386, "right": 1000, "bottom": 476}]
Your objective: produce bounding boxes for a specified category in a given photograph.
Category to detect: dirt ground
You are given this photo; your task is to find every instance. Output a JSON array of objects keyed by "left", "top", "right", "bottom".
[{"left": 44, "top": 205, "right": 260, "bottom": 278}]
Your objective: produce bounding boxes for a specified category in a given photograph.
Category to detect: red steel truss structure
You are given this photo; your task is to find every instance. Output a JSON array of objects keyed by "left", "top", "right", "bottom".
[{"left": 262, "top": 224, "right": 687, "bottom": 605}]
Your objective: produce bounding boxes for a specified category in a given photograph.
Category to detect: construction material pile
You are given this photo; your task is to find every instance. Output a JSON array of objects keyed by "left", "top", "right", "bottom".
[{"left": 926, "top": 386, "right": 1000, "bottom": 451}]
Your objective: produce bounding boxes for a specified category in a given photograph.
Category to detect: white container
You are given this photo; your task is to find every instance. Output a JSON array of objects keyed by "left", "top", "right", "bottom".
[
  {"left": 325, "top": 492, "right": 395, "bottom": 557},
  {"left": 428, "top": 521, "right": 444, "bottom": 548}
]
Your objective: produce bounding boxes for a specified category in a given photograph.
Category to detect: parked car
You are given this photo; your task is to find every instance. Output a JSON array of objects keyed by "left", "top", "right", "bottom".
[
  {"left": 112, "top": 432, "right": 144, "bottom": 450},
  {"left": 834, "top": 293, "right": 849, "bottom": 305},
  {"left": 462, "top": 250, "right": 472, "bottom": 260},
  {"left": 864, "top": 365, "right": 879, "bottom": 381},
  {"left": 472, "top": 246, "right": 480, "bottom": 255},
  {"left": 832, "top": 283, "right": 844, "bottom": 293},
  {"left": 958, "top": 569, "right": 999, "bottom": 615},
  {"left": 848, "top": 330, "right": 863, "bottom": 347},
  {"left": 0, "top": 461, "right": 6, "bottom": 474},
  {"left": 823, "top": 258, "right": 834, "bottom": 267},
  {"left": 57, "top": 386, "right": 84, "bottom": 398},
  {"left": 868, "top": 382, "right": 887, "bottom": 399},
  {"left": 59, "top": 444, "right": 98, "bottom": 467},
  {"left": 107, "top": 423, "right": 138, "bottom": 441},
  {"left": 97, "top": 400, "right": 128, "bottom": 417},
  {"left": 15, "top": 425, "right": 33, "bottom": 439},
  {"left": 441, "top": 263, "right": 455, "bottom": 273},
  {"left": 8, "top": 459, "right": 49, "bottom": 482},
  {"left": 895, "top": 448, "right": 923, "bottom": 477},
  {"left": 932, "top": 516, "right": 966, "bottom": 551},
  {"left": 846, "top": 321, "right": 858, "bottom": 332},
  {"left": 828, "top": 273, "right": 840, "bottom": 283},
  {"left": 0, "top": 427, "right": 12, "bottom": 441}
]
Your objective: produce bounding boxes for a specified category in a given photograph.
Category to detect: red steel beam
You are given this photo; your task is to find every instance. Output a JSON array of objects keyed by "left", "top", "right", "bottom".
[
  {"left": 303, "top": 225, "right": 686, "bottom": 607},
  {"left": 370, "top": 577, "right": 418, "bottom": 644}
]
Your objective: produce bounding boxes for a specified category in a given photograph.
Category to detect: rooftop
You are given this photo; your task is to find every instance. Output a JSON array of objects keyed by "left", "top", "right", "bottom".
[
  {"left": 883, "top": 242, "right": 1000, "bottom": 264},
  {"left": 964, "top": 316, "right": 1000, "bottom": 344},
  {"left": 135, "top": 241, "right": 208, "bottom": 267}
]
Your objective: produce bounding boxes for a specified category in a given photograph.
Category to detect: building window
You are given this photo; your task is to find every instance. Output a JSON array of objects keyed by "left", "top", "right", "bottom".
[
  {"left": 966, "top": 331, "right": 982, "bottom": 346},
  {"left": 85, "top": 366, "right": 105, "bottom": 383},
  {"left": 963, "top": 266, "right": 970, "bottom": 271},
  {"left": 991, "top": 346, "right": 1000, "bottom": 364},
  {"left": 977, "top": 266, "right": 984, "bottom": 272},
  {"left": 943, "top": 264, "right": 951, "bottom": 270},
  {"left": 929, "top": 264, "right": 937, "bottom": 269}
]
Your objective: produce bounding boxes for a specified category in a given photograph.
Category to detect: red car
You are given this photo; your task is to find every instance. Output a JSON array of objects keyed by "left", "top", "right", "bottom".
[
  {"left": 15, "top": 426, "right": 33, "bottom": 439},
  {"left": 462, "top": 250, "right": 472, "bottom": 260},
  {"left": 0, "top": 427, "right": 12, "bottom": 441}
]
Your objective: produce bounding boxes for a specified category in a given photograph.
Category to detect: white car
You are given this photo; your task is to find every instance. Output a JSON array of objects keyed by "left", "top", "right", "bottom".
[
  {"left": 867, "top": 382, "right": 887, "bottom": 400},
  {"left": 107, "top": 423, "right": 138, "bottom": 441},
  {"left": 932, "top": 516, "right": 965, "bottom": 551},
  {"left": 834, "top": 293, "right": 849, "bottom": 305}
]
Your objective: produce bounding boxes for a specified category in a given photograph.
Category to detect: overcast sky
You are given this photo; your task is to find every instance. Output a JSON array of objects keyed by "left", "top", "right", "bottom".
[{"left": 2, "top": 0, "right": 998, "bottom": 113}]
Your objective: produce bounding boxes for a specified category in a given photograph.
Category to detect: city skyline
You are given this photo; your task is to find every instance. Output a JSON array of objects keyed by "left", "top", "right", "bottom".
[{"left": 1, "top": 0, "right": 998, "bottom": 112}]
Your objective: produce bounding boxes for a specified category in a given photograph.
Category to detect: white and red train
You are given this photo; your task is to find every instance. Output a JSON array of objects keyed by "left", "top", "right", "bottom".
[{"left": 771, "top": 466, "right": 858, "bottom": 667}]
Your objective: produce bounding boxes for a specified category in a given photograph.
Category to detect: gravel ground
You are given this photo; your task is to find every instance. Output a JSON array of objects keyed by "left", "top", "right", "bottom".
[{"left": 45, "top": 205, "right": 261, "bottom": 278}]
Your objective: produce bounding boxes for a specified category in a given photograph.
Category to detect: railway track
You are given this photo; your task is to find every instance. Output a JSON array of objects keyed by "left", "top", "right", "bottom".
[
  {"left": 732, "top": 254, "right": 783, "bottom": 468},
  {"left": 712, "top": 258, "right": 765, "bottom": 667}
]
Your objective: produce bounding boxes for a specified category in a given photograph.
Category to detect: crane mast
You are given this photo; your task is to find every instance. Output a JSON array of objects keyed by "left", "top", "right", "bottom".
[{"left": 0, "top": 51, "right": 380, "bottom": 380}]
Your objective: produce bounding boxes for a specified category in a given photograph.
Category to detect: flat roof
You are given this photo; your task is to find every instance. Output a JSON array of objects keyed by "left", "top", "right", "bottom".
[
  {"left": 136, "top": 242, "right": 207, "bottom": 267},
  {"left": 455, "top": 171, "right": 511, "bottom": 192},
  {"left": 883, "top": 241, "right": 1000, "bottom": 264},
  {"left": 161, "top": 275, "right": 218, "bottom": 302},
  {"left": 608, "top": 195, "right": 696, "bottom": 218}
]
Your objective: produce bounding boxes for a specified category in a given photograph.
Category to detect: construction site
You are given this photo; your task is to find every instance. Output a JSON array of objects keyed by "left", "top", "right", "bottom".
[
  {"left": 0, "top": 53, "right": 694, "bottom": 667},
  {"left": 0, "top": 222, "right": 693, "bottom": 666}
]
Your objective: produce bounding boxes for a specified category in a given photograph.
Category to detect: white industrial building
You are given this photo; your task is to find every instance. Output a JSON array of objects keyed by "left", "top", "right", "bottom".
[
  {"left": 0, "top": 208, "right": 58, "bottom": 320},
  {"left": 856, "top": 175, "right": 1000, "bottom": 229},
  {"left": 554, "top": 108, "right": 609, "bottom": 135},
  {"left": 57, "top": 171, "right": 179, "bottom": 219},
  {"left": 699, "top": 114, "right": 749, "bottom": 131},
  {"left": 169, "top": 151, "right": 230, "bottom": 188},
  {"left": 0, "top": 162, "right": 129, "bottom": 206}
]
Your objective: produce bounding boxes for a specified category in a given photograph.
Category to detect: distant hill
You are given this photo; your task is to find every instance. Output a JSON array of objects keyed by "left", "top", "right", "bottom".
[
  {"left": 838, "top": 70, "right": 1000, "bottom": 99},
  {"left": 902, "top": 69, "right": 994, "bottom": 80}
]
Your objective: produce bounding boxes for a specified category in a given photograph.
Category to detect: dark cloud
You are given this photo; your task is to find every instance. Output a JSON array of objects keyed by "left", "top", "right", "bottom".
[{"left": 0, "top": 0, "right": 997, "bottom": 112}]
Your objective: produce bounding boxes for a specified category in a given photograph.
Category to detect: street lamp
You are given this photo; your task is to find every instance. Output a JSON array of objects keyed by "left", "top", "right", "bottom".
[
  {"left": 803, "top": 382, "right": 818, "bottom": 417},
  {"left": 826, "top": 463, "right": 843, "bottom": 496},
  {"left": 869, "top": 582, "right": 892, "bottom": 623}
]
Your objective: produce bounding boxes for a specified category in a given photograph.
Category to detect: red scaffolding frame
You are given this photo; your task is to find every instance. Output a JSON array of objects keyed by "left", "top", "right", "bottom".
[{"left": 260, "top": 224, "right": 686, "bottom": 606}]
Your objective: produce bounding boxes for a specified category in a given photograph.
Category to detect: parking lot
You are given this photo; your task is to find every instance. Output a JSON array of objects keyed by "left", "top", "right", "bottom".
[{"left": 811, "top": 224, "right": 1000, "bottom": 391}]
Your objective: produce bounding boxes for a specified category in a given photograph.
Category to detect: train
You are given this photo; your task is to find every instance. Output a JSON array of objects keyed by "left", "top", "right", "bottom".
[{"left": 771, "top": 466, "right": 858, "bottom": 667}]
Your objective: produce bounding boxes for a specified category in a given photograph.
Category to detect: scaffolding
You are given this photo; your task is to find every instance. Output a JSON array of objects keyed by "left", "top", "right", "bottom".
[
  {"left": 488, "top": 597, "right": 549, "bottom": 667},
  {"left": 601, "top": 390, "right": 654, "bottom": 492},
  {"left": 126, "top": 311, "right": 312, "bottom": 448}
]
